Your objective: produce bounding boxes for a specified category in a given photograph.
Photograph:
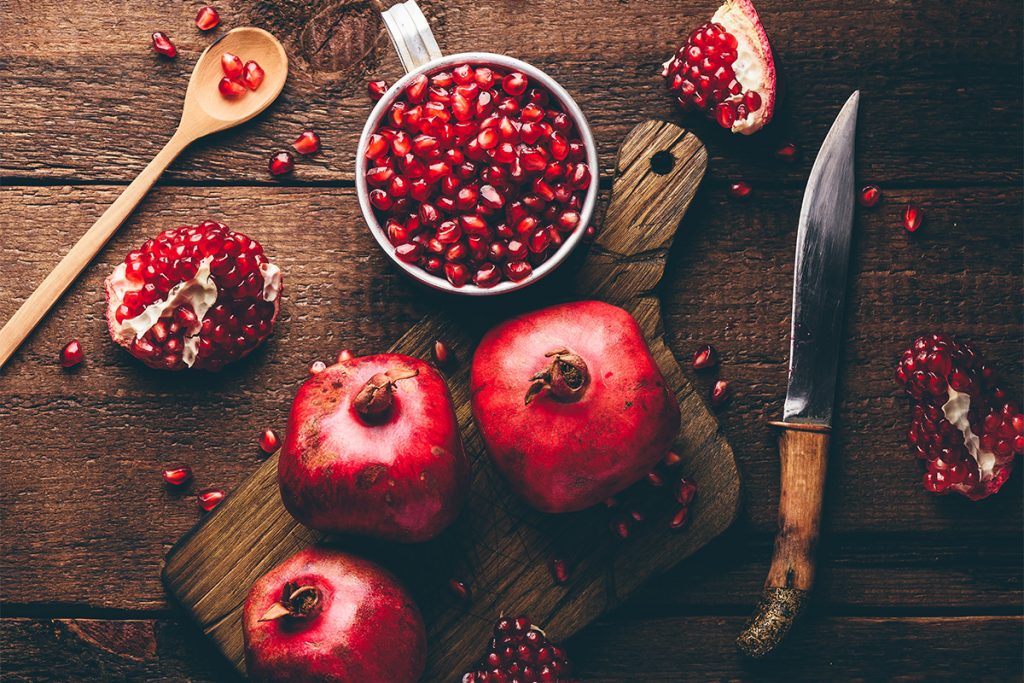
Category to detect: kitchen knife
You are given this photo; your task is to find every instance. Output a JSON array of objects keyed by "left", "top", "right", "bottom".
[{"left": 736, "top": 91, "right": 860, "bottom": 658}]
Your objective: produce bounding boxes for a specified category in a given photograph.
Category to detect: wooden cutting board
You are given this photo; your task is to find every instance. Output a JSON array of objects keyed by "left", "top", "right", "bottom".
[{"left": 163, "top": 120, "right": 740, "bottom": 680}]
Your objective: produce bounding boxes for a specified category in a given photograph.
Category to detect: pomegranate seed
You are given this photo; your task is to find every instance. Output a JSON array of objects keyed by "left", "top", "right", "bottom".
[
  {"left": 162, "top": 465, "right": 193, "bottom": 487},
  {"left": 433, "top": 340, "right": 453, "bottom": 367},
  {"left": 151, "top": 32, "right": 177, "bottom": 58},
  {"left": 504, "top": 260, "right": 533, "bottom": 281},
  {"left": 221, "top": 52, "right": 244, "bottom": 78},
  {"left": 445, "top": 262, "right": 469, "bottom": 287},
  {"left": 609, "top": 514, "right": 631, "bottom": 539},
  {"left": 259, "top": 428, "right": 280, "bottom": 454},
  {"left": 647, "top": 470, "right": 665, "bottom": 487},
  {"left": 59, "top": 339, "right": 84, "bottom": 368},
  {"left": 336, "top": 349, "right": 354, "bottom": 363},
  {"left": 715, "top": 103, "right": 736, "bottom": 129},
  {"left": 502, "top": 72, "right": 528, "bottom": 96},
  {"left": 775, "top": 142, "right": 798, "bottom": 162},
  {"left": 242, "top": 61, "right": 265, "bottom": 90},
  {"left": 903, "top": 204, "right": 923, "bottom": 233},
  {"left": 448, "top": 578, "right": 470, "bottom": 601},
  {"left": 710, "top": 379, "right": 731, "bottom": 407},
  {"left": 195, "top": 6, "right": 220, "bottom": 31},
  {"left": 669, "top": 506, "right": 690, "bottom": 530},
  {"left": 218, "top": 77, "right": 247, "bottom": 99},
  {"left": 663, "top": 450, "right": 683, "bottom": 468},
  {"left": 309, "top": 360, "right": 327, "bottom": 375},
  {"left": 692, "top": 344, "right": 718, "bottom": 370},
  {"left": 583, "top": 225, "right": 597, "bottom": 243},
  {"left": 676, "top": 478, "right": 697, "bottom": 506},
  {"left": 858, "top": 184, "right": 882, "bottom": 208},
  {"left": 197, "top": 487, "right": 225, "bottom": 512},
  {"left": 728, "top": 181, "right": 752, "bottom": 199},
  {"left": 474, "top": 263, "right": 502, "bottom": 288},
  {"left": 367, "top": 79, "right": 389, "bottom": 101},
  {"left": 292, "top": 130, "right": 321, "bottom": 155},
  {"left": 548, "top": 558, "right": 570, "bottom": 584},
  {"left": 268, "top": 151, "right": 294, "bottom": 175}
]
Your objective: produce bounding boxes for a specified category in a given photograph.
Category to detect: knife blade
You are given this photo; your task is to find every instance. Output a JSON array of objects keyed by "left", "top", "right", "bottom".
[
  {"left": 737, "top": 91, "right": 859, "bottom": 659},
  {"left": 783, "top": 90, "right": 860, "bottom": 425}
]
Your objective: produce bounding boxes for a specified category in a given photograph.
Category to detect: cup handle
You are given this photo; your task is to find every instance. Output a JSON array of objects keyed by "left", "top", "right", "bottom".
[{"left": 381, "top": 0, "right": 443, "bottom": 74}]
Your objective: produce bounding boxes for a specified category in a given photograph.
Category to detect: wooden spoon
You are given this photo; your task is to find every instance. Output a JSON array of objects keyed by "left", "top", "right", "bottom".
[{"left": 0, "top": 27, "right": 288, "bottom": 370}]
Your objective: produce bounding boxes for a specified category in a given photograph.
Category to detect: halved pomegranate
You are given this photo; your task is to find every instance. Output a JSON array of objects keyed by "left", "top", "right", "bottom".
[
  {"left": 662, "top": 0, "right": 777, "bottom": 134},
  {"left": 104, "top": 221, "right": 282, "bottom": 371}
]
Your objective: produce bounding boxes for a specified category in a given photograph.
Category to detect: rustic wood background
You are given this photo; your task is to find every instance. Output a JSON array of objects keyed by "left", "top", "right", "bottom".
[{"left": 1, "top": 0, "right": 1021, "bottom": 681}]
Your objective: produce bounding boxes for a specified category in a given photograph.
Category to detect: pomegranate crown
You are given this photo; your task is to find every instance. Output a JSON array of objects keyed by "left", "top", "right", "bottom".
[
  {"left": 258, "top": 581, "right": 322, "bottom": 623},
  {"left": 524, "top": 348, "right": 590, "bottom": 405},
  {"left": 353, "top": 367, "right": 420, "bottom": 421}
]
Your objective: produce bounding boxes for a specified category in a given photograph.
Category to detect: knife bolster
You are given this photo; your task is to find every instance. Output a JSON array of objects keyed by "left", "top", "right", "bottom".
[{"left": 737, "top": 422, "right": 830, "bottom": 658}]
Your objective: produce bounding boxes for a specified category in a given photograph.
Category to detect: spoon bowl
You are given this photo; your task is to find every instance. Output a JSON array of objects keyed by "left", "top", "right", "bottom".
[{"left": 183, "top": 27, "right": 289, "bottom": 136}]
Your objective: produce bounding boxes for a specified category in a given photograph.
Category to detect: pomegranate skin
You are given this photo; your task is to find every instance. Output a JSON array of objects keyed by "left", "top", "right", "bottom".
[
  {"left": 278, "top": 354, "right": 469, "bottom": 542},
  {"left": 471, "top": 301, "right": 681, "bottom": 512},
  {"left": 243, "top": 547, "right": 426, "bottom": 683}
]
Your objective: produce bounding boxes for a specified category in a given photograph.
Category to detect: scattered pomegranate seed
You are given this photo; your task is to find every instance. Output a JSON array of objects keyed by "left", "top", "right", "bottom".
[
  {"left": 59, "top": 339, "right": 84, "bottom": 368},
  {"left": 603, "top": 496, "right": 619, "bottom": 508},
  {"left": 669, "top": 506, "right": 690, "bottom": 530},
  {"left": 195, "top": 6, "right": 220, "bottom": 31},
  {"left": 728, "top": 181, "right": 752, "bottom": 200},
  {"left": 902, "top": 204, "right": 923, "bottom": 233},
  {"left": 309, "top": 360, "right": 327, "bottom": 375},
  {"left": 646, "top": 469, "right": 665, "bottom": 487},
  {"left": 548, "top": 558, "right": 570, "bottom": 584},
  {"left": 858, "top": 184, "right": 881, "bottom": 208},
  {"left": 629, "top": 508, "right": 646, "bottom": 522},
  {"left": 151, "top": 32, "right": 177, "bottom": 58},
  {"left": 259, "top": 428, "right": 280, "bottom": 454},
  {"left": 336, "top": 349, "right": 354, "bottom": 363},
  {"left": 218, "top": 77, "right": 247, "bottom": 99},
  {"left": 433, "top": 340, "right": 453, "bottom": 367},
  {"left": 610, "top": 514, "right": 631, "bottom": 539},
  {"left": 197, "top": 487, "right": 225, "bottom": 512},
  {"left": 291, "top": 130, "right": 321, "bottom": 156},
  {"left": 692, "top": 344, "right": 718, "bottom": 370},
  {"left": 448, "top": 578, "right": 470, "bottom": 601},
  {"left": 242, "top": 61, "right": 265, "bottom": 90},
  {"left": 268, "top": 151, "right": 294, "bottom": 176},
  {"left": 367, "top": 80, "right": 389, "bottom": 101},
  {"left": 221, "top": 52, "right": 244, "bottom": 78},
  {"left": 662, "top": 450, "right": 682, "bottom": 468},
  {"left": 775, "top": 142, "right": 799, "bottom": 162},
  {"left": 162, "top": 465, "right": 193, "bottom": 487},
  {"left": 710, "top": 379, "right": 731, "bottom": 407},
  {"left": 676, "top": 478, "right": 697, "bottom": 506},
  {"left": 583, "top": 224, "right": 597, "bottom": 243}
]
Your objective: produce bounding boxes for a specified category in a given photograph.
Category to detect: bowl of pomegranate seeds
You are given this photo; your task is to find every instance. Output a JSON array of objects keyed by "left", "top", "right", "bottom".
[{"left": 357, "top": 2, "right": 599, "bottom": 294}]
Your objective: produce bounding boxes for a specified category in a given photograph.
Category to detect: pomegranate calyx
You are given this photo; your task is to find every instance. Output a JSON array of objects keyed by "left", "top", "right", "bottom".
[
  {"left": 524, "top": 348, "right": 590, "bottom": 405},
  {"left": 353, "top": 368, "right": 420, "bottom": 420},
  {"left": 258, "top": 583, "right": 322, "bottom": 622}
]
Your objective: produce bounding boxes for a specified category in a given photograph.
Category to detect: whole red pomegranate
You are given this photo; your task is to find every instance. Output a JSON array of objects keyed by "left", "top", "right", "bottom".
[
  {"left": 243, "top": 546, "right": 426, "bottom": 683},
  {"left": 105, "top": 221, "right": 281, "bottom": 371},
  {"left": 662, "top": 0, "right": 776, "bottom": 134},
  {"left": 470, "top": 301, "right": 681, "bottom": 512},
  {"left": 896, "top": 334, "right": 1023, "bottom": 499},
  {"left": 278, "top": 353, "right": 469, "bottom": 542}
]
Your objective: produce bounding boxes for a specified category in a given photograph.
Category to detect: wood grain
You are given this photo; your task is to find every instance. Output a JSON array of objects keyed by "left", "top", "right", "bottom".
[{"left": 162, "top": 121, "right": 742, "bottom": 679}]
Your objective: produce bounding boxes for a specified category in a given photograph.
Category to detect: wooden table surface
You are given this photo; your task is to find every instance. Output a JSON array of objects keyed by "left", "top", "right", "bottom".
[{"left": 1, "top": 0, "right": 1021, "bottom": 681}]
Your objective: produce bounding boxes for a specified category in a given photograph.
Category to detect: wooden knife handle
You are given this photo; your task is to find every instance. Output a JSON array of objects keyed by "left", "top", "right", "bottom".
[{"left": 736, "top": 421, "right": 829, "bottom": 658}]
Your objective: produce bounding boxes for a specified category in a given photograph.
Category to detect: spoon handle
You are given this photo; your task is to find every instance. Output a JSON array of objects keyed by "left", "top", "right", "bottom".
[{"left": 0, "top": 130, "right": 192, "bottom": 370}]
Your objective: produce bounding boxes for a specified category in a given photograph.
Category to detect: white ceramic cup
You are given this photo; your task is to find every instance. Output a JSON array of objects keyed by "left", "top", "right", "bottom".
[{"left": 355, "top": 0, "right": 600, "bottom": 296}]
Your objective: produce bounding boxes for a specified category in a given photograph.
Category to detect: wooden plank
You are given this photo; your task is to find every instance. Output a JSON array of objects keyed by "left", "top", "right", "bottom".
[
  {"left": 160, "top": 121, "right": 742, "bottom": 679},
  {"left": 0, "top": 183, "right": 1020, "bottom": 610},
  {"left": 1, "top": 0, "right": 1021, "bottom": 185},
  {"left": 3, "top": 616, "right": 1021, "bottom": 682}
]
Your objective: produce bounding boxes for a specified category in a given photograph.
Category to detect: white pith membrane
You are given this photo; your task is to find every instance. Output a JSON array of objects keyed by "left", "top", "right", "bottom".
[
  {"left": 941, "top": 386, "right": 999, "bottom": 485},
  {"left": 260, "top": 262, "right": 282, "bottom": 303},
  {"left": 108, "top": 258, "right": 218, "bottom": 368},
  {"left": 712, "top": 1, "right": 770, "bottom": 134}
]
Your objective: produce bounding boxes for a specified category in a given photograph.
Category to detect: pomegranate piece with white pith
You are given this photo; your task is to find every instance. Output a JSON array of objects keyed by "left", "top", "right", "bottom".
[
  {"left": 104, "top": 221, "right": 282, "bottom": 371},
  {"left": 662, "top": 0, "right": 776, "bottom": 134},
  {"left": 896, "top": 334, "right": 1023, "bottom": 499},
  {"left": 365, "top": 63, "right": 592, "bottom": 289},
  {"left": 471, "top": 301, "right": 681, "bottom": 512},
  {"left": 243, "top": 547, "right": 426, "bottom": 683},
  {"left": 461, "top": 614, "right": 576, "bottom": 683},
  {"left": 278, "top": 353, "right": 469, "bottom": 542}
]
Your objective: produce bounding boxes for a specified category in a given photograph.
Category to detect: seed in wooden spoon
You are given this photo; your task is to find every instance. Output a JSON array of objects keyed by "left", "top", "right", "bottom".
[
  {"left": 243, "top": 61, "right": 265, "bottom": 91},
  {"left": 218, "top": 77, "right": 246, "bottom": 99},
  {"left": 367, "top": 80, "right": 389, "bottom": 101},
  {"left": 163, "top": 465, "right": 193, "bottom": 487},
  {"left": 221, "top": 52, "right": 244, "bottom": 78},
  {"left": 151, "top": 31, "right": 177, "bottom": 58},
  {"left": 903, "top": 204, "right": 923, "bottom": 233},
  {"left": 268, "top": 151, "right": 294, "bottom": 176},
  {"left": 195, "top": 6, "right": 220, "bottom": 31},
  {"left": 197, "top": 487, "right": 225, "bottom": 511},
  {"left": 292, "top": 131, "right": 321, "bottom": 156},
  {"left": 59, "top": 339, "right": 84, "bottom": 368}
]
